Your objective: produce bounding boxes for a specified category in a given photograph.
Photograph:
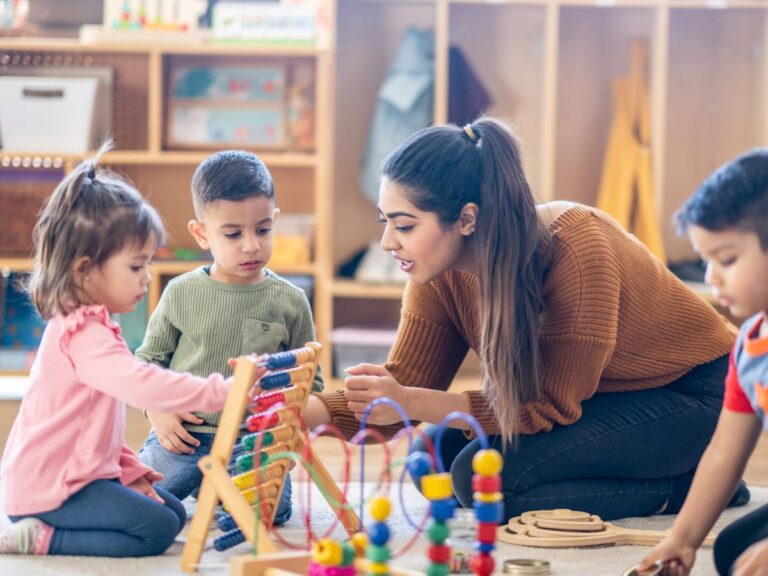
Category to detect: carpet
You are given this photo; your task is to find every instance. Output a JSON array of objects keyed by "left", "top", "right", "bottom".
[{"left": 0, "top": 481, "right": 764, "bottom": 576}]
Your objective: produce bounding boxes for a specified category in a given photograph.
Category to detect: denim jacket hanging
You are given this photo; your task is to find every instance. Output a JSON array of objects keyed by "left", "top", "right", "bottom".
[{"left": 359, "top": 27, "right": 435, "bottom": 205}]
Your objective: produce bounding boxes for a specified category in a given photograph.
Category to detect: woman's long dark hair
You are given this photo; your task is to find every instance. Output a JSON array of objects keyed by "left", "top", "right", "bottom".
[{"left": 382, "top": 117, "right": 549, "bottom": 445}]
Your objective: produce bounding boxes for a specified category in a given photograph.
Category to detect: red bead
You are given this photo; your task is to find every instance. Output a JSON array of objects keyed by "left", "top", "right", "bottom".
[
  {"left": 427, "top": 544, "right": 451, "bottom": 563},
  {"left": 471, "top": 553, "right": 495, "bottom": 576},
  {"left": 476, "top": 521, "right": 497, "bottom": 543},
  {"left": 472, "top": 474, "right": 501, "bottom": 493}
]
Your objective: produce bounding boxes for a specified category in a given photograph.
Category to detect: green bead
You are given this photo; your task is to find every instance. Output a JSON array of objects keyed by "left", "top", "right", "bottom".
[
  {"left": 242, "top": 431, "right": 274, "bottom": 451},
  {"left": 365, "top": 544, "right": 391, "bottom": 563},
  {"left": 340, "top": 542, "right": 356, "bottom": 566},
  {"left": 236, "top": 453, "right": 253, "bottom": 472},
  {"left": 426, "top": 563, "right": 450, "bottom": 576},
  {"left": 425, "top": 519, "right": 449, "bottom": 544}
]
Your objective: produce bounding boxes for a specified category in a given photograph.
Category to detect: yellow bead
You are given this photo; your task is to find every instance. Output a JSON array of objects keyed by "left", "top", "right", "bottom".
[
  {"left": 367, "top": 560, "right": 391, "bottom": 574},
  {"left": 473, "top": 491, "right": 503, "bottom": 503},
  {"left": 350, "top": 531, "right": 368, "bottom": 555},
  {"left": 312, "top": 539, "right": 343, "bottom": 566},
  {"left": 369, "top": 495, "right": 392, "bottom": 522},
  {"left": 472, "top": 449, "right": 503, "bottom": 476},
  {"left": 421, "top": 472, "right": 453, "bottom": 501}
]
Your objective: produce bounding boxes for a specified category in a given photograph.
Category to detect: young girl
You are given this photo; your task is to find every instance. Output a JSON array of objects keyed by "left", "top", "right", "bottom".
[
  {"left": 305, "top": 117, "right": 744, "bottom": 522},
  {"left": 0, "top": 144, "right": 258, "bottom": 557}
]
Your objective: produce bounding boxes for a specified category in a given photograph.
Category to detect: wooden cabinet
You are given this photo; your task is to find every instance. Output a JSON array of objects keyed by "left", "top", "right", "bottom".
[
  {"left": 0, "top": 37, "right": 335, "bottom": 374},
  {"left": 1, "top": 0, "right": 766, "bottom": 383},
  {"left": 328, "top": 0, "right": 768, "bottom": 384}
]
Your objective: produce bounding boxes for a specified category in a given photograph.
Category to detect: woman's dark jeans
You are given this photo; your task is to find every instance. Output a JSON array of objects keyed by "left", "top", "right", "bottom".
[{"left": 411, "top": 355, "right": 749, "bottom": 521}]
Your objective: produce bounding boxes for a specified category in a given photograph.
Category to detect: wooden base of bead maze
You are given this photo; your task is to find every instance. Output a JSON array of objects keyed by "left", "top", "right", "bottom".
[
  {"left": 229, "top": 550, "right": 424, "bottom": 576},
  {"left": 181, "top": 343, "right": 361, "bottom": 573},
  {"left": 497, "top": 509, "right": 716, "bottom": 548}
]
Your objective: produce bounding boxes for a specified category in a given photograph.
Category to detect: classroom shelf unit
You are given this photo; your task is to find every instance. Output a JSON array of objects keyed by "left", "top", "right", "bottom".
[{"left": 1, "top": 0, "right": 764, "bottom": 380}]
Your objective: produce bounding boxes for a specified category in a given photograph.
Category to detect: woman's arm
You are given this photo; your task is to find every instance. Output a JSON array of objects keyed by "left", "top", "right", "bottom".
[{"left": 344, "top": 363, "right": 469, "bottom": 426}]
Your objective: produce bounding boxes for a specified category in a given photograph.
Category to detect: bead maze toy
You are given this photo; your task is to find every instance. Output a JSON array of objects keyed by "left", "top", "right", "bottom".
[
  {"left": 181, "top": 343, "right": 361, "bottom": 573},
  {"left": 181, "top": 357, "right": 506, "bottom": 575},
  {"left": 497, "top": 508, "right": 716, "bottom": 548}
]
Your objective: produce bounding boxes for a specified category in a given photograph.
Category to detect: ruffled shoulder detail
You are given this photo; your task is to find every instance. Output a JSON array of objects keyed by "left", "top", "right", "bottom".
[
  {"left": 62, "top": 305, "right": 121, "bottom": 335},
  {"left": 59, "top": 305, "right": 122, "bottom": 358}
]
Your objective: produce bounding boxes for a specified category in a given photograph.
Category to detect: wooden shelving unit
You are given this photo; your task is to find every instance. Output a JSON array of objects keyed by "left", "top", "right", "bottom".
[
  {"left": 0, "top": 22, "right": 337, "bottom": 374},
  {"left": 328, "top": 0, "right": 768, "bottom": 381},
  {"left": 2, "top": 0, "right": 766, "bottom": 383}
]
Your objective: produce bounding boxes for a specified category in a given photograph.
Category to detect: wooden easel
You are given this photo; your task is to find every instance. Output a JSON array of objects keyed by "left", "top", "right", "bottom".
[
  {"left": 181, "top": 343, "right": 361, "bottom": 573},
  {"left": 596, "top": 39, "right": 666, "bottom": 262}
]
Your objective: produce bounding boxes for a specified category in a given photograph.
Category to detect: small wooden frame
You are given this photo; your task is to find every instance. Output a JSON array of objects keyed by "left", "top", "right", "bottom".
[
  {"left": 181, "top": 343, "right": 360, "bottom": 573},
  {"left": 497, "top": 509, "right": 716, "bottom": 549}
]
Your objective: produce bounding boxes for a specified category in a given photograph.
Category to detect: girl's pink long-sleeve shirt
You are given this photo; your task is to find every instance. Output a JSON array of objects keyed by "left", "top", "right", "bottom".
[{"left": 1, "top": 305, "right": 230, "bottom": 516}]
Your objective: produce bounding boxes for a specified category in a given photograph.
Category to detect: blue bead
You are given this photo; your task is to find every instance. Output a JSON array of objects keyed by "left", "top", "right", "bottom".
[
  {"left": 215, "top": 512, "right": 236, "bottom": 532},
  {"left": 264, "top": 351, "right": 297, "bottom": 370},
  {"left": 407, "top": 451, "right": 433, "bottom": 479},
  {"left": 474, "top": 542, "right": 496, "bottom": 554},
  {"left": 367, "top": 521, "right": 391, "bottom": 546},
  {"left": 473, "top": 501, "right": 504, "bottom": 523},
  {"left": 214, "top": 528, "right": 245, "bottom": 551},
  {"left": 431, "top": 498, "right": 456, "bottom": 522},
  {"left": 260, "top": 371, "right": 292, "bottom": 390}
]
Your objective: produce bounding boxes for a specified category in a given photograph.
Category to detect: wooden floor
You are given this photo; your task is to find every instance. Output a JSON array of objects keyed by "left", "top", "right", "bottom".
[{"left": 1, "top": 400, "right": 767, "bottom": 486}]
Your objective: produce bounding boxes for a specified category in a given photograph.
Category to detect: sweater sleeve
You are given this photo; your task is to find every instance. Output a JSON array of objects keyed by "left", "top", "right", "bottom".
[
  {"left": 119, "top": 442, "right": 154, "bottom": 486},
  {"left": 65, "top": 311, "right": 230, "bottom": 413},
  {"left": 135, "top": 282, "right": 180, "bottom": 368},
  {"left": 318, "top": 280, "right": 469, "bottom": 441}
]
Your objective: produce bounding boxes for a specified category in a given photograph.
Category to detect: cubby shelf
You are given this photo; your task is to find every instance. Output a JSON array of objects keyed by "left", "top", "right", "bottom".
[{"left": 1, "top": 0, "right": 764, "bottom": 382}]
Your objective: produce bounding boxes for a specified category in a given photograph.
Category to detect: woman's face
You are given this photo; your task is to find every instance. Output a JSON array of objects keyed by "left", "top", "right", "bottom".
[{"left": 377, "top": 178, "right": 471, "bottom": 284}]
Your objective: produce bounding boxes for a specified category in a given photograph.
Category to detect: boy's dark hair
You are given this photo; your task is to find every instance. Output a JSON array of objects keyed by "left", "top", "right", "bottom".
[
  {"left": 191, "top": 150, "right": 275, "bottom": 216},
  {"left": 676, "top": 148, "right": 768, "bottom": 249}
]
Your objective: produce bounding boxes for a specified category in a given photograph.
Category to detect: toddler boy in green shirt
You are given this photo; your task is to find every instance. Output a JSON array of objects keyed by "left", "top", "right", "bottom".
[{"left": 138, "top": 150, "right": 323, "bottom": 525}]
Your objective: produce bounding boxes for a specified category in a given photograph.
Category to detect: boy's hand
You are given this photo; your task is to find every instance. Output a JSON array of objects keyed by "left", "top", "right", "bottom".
[
  {"left": 637, "top": 536, "right": 696, "bottom": 576},
  {"left": 127, "top": 471, "right": 165, "bottom": 504},
  {"left": 734, "top": 538, "right": 768, "bottom": 576},
  {"left": 147, "top": 411, "right": 204, "bottom": 455}
]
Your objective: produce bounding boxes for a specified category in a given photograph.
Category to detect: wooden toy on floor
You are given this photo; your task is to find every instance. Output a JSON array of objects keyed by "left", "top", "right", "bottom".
[
  {"left": 182, "top": 371, "right": 506, "bottom": 575},
  {"left": 181, "top": 343, "right": 360, "bottom": 573},
  {"left": 497, "top": 509, "right": 716, "bottom": 548}
]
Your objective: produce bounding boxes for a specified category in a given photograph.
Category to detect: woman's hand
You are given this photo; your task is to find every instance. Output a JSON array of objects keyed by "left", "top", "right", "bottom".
[
  {"left": 636, "top": 536, "right": 696, "bottom": 576},
  {"left": 127, "top": 470, "right": 165, "bottom": 504},
  {"left": 733, "top": 538, "right": 768, "bottom": 576},
  {"left": 344, "top": 364, "right": 409, "bottom": 425},
  {"left": 147, "top": 411, "right": 204, "bottom": 455}
]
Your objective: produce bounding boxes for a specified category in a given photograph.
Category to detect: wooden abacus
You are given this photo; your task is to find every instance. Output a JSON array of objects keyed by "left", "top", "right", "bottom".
[{"left": 181, "top": 343, "right": 361, "bottom": 573}]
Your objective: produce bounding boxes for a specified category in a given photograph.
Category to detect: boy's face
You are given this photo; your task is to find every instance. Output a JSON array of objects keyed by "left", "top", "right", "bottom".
[
  {"left": 188, "top": 196, "right": 279, "bottom": 285},
  {"left": 688, "top": 224, "right": 768, "bottom": 319}
]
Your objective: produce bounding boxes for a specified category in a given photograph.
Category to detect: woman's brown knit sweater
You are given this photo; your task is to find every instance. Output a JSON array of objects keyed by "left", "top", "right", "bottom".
[{"left": 319, "top": 205, "right": 736, "bottom": 440}]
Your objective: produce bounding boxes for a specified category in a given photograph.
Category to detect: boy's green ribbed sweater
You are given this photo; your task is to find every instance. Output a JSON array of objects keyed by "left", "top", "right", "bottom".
[{"left": 136, "top": 266, "right": 323, "bottom": 433}]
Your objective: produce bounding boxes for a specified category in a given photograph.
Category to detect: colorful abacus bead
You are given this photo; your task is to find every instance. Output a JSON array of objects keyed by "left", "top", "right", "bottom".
[{"left": 470, "top": 448, "right": 503, "bottom": 576}]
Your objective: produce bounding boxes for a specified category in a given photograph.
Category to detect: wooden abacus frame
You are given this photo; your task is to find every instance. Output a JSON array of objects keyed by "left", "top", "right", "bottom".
[{"left": 181, "top": 342, "right": 361, "bottom": 573}]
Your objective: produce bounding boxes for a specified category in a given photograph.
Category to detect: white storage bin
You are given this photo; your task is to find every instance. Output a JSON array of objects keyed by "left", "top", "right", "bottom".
[
  {"left": 331, "top": 326, "right": 398, "bottom": 378},
  {"left": 0, "top": 76, "right": 98, "bottom": 153}
]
